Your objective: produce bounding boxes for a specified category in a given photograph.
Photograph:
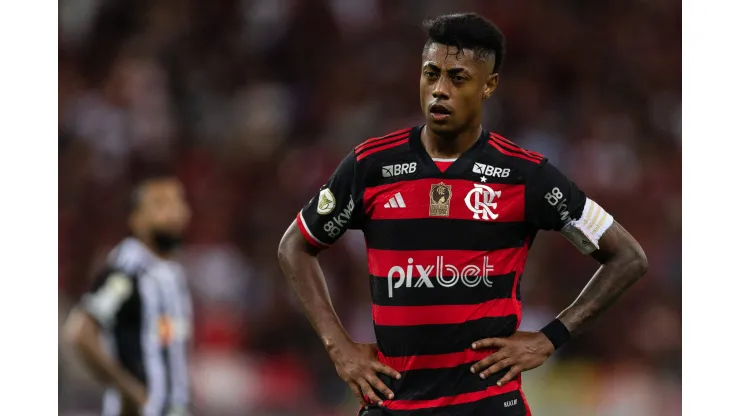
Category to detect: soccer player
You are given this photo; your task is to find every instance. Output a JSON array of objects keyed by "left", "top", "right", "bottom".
[
  {"left": 64, "top": 177, "right": 193, "bottom": 416},
  {"left": 277, "top": 12, "right": 648, "bottom": 416}
]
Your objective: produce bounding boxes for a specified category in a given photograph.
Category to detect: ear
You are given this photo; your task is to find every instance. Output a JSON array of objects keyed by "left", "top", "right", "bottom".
[{"left": 483, "top": 73, "right": 499, "bottom": 100}]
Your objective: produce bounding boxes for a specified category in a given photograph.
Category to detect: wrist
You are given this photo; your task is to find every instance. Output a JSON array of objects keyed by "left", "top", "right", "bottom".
[
  {"left": 322, "top": 332, "right": 352, "bottom": 356},
  {"left": 120, "top": 376, "right": 147, "bottom": 405},
  {"left": 539, "top": 319, "right": 571, "bottom": 350}
]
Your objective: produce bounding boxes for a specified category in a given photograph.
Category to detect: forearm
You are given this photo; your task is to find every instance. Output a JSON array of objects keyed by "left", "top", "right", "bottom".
[
  {"left": 79, "top": 338, "right": 142, "bottom": 391},
  {"left": 278, "top": 226, "right": 351, "bottom": 352},
  {"left": 557, "top": 250, "right": 647, "bottom": 337},
  {"left": 65, "top": 311, "right": 146, "bottom": 401}
]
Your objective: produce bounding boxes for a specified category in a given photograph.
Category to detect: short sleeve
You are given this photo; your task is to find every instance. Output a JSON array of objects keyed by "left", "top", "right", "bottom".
[
  {"left": 81, "top": 269, "right": 135, "bottom": 328},
  {"left": 526, "top": 160, "right": 614, "bottom": 254},
  {"left": 296, "top": 152, "right": 364, "bottom": 248}
]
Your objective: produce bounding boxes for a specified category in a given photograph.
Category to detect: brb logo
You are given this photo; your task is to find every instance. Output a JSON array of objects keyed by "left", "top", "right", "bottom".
[
  {"left": 473, "top": 162, "right": 510, "bottom": 178},
  {"left": 386, "top": 256, "right": 495, "bottom": 298},
  {"left": 465, "top": 184, "right": 501, "bottom": 220},
  {"left": 382, "top": 162, "right": 417, "bottom": 178}
]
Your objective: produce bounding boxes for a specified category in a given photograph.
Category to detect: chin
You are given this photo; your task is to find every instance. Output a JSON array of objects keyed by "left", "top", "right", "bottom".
[{"left": 426, "top": 120, "right": 459, "bottom": 136}]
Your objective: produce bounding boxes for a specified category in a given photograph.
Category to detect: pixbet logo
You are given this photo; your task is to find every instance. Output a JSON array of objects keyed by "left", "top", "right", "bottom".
[
  {"left": 465, "top": 184, "right": 501, "bottom": 220},
  {"left": 386, "top": 256, "right": 495, "bottom": 298}
]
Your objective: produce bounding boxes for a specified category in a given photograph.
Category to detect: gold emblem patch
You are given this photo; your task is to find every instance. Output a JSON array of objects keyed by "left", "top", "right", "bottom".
[
  {"left": 317, "top": 188, "right": 336, "bottom": 215},
  {"left": 429, "top": 183, "right": 452, "bottom": 217}
]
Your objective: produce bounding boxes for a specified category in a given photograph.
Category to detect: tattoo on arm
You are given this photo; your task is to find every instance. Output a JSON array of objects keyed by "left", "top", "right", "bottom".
[{"left": 557, "top": 221, "right": 648, "bottom": 337}]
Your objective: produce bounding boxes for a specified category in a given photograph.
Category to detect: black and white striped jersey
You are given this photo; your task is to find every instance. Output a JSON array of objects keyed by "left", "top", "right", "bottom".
[{"left": 82, "top": 237, "right": 193, "bottom": 416}]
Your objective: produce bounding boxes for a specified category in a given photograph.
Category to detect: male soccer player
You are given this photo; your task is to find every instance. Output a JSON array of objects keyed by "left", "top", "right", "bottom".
[
  {"left": 278, "top": 12, "right": 648, "bottom": 416},
  {"left": 64, "top": 177, "right": 193, "bottom": 416}
]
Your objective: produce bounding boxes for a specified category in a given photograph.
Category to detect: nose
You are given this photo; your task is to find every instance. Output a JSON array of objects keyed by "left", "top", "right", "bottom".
[{"left": 432, "top": 77, "right": 450, "bottom": 100}]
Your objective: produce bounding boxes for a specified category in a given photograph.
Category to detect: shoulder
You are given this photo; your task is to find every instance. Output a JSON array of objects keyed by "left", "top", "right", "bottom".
[
  {"left": 106, "top": 237, "right": 156, "bottom": 277},
  {"left": 483, "top": 131, "right": 547, "bottom": 170},
  {"left": 353, "top": 126, "right": 415, "bottom": 164},
  {"left": 478, "top": 130, "right": 558, "bottom": 183}
]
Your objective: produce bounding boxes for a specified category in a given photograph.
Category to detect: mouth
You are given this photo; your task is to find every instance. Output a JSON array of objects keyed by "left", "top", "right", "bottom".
[{"left": 429, "top": 104, "right": 452, "bottom": 121}]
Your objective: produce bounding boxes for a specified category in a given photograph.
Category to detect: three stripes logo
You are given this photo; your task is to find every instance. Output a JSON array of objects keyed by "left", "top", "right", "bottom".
[{"left": 383, "top": 192, "right": 406, "bottom": 208}]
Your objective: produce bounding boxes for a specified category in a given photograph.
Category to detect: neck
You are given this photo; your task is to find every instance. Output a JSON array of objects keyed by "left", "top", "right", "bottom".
[
  {"left": 133, "top": 234, "right": 171, "bottom": 259},
  {"left": 421, "top": 124, "right": 482, "bottom": 159}
]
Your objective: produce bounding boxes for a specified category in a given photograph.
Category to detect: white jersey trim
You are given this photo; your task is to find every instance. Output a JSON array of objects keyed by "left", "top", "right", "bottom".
[
  {"left": 299, "top": 211, "right": 330, "bottom": 247},
  {"left": 109, "top": 237, "right": 155, "bottom": 275},
  {"left": 139, "top": 274, "right": 167, "bottom": 416},
  {"left": 560, "top": 198, "right": 614, "bottom": 254}
]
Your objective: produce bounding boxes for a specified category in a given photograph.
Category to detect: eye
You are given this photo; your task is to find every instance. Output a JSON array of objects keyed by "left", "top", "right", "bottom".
[
  {"left": 424, "top": 71, "right": 439, "bottom": 79},
  {"left": 452, "top": 75, "right": 466, "bottom": 82}
]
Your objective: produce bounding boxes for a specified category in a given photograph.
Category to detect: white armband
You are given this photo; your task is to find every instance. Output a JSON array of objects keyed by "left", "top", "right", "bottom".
[{"left": 560, "top": 198, "right": 614, "bottom": 254}]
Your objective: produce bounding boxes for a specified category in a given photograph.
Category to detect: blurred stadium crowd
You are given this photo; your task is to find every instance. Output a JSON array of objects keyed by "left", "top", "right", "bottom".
[{"left": 58, "top": 0, "right": 681, "bottom": 415}]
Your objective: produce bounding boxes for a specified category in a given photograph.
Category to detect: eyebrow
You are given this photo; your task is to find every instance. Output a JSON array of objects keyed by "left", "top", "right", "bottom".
[{"left": 423, "top": 62, "right": 470, "bottom": 75}]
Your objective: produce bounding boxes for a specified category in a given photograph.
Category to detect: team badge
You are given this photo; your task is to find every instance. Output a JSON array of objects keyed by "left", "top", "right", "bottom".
[
  {"left": 317, "top": 188, "right": 336, "bottom": 215},
  {"left": 465, "top": 184, "right": 501, "bottom": 221},
  {"left": 429, "top": 183, "right": 452, "bottom": 217}
]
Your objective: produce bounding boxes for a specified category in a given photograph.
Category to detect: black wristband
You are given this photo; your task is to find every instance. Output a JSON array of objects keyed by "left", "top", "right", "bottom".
[{"left": 539, "top": 319, "right": 571, "bottom": 350}]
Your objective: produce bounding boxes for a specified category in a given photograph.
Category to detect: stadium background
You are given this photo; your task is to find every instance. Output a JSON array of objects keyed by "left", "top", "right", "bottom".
[{"left": 57, "top": 0, "right": 681, "bottom": 415}]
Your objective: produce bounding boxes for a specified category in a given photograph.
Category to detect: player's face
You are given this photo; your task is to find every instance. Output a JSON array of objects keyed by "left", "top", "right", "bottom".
[
  {"left": 136, "top": 179, "right": 191, "bottom": 239},
  {"left": 420, "top": 43, "right": 498, "bottom": 136}
]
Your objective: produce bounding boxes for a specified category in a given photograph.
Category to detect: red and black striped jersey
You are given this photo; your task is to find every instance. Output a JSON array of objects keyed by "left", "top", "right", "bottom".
[{"left": 296, "top": 125, "right": 588, "bottom": 416}]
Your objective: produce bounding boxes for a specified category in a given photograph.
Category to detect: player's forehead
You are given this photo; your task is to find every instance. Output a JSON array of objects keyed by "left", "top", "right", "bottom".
[
  {"left": 422, "top": 42, "right": 481, "bottom": 72},
  {"left": 141, "top": 179, "right": 184, "bottom": 202}
]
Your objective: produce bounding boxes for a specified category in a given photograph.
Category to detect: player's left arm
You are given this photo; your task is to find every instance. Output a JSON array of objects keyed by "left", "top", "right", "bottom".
[
  {"left": 556, "top": 221, "right": 648, "bottom": 335},
  {"left": 471, "top": 159, "right": 648, "bottom": 385},
  {"left": 527, "top": 160, "right": 649, "bottom": 337}
]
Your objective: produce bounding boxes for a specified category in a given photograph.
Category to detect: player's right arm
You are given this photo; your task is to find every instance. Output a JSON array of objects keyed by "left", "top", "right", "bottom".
[
  {"left": 278, "top": 151, "right": 400, "bottom": 407},
  {"left": 63, "top": 271, "right": 148, "bottom": 413}
]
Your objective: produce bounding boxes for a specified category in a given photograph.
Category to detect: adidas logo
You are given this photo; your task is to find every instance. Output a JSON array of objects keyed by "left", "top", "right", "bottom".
[{"left": 383, "top": 193, "right": 406, "bottom": 208}]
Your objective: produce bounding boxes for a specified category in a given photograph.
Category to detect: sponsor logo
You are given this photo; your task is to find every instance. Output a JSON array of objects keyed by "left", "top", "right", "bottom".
[
  {"left": 383, "top": 192, "right": 406, "bottom": 208},
  {"left": 323, "top": 196, "right": 355, "bottom": 238},
  {"left": 544, "top": 187, "right": 572, "bottom": 223},
  {"left": 317, "top": 188, "right": 336, "bottom": 215},
  {"left": 158, "top": 316, "right": 190, "bottom": 345},
  {"left": 386, "top": 256, "right": 495, "bottom": 298},
  {"left": 504, "top": 399, "right": 518, "bottom": 408},
  {"left": 465, "top": 184, "right": 501, "bottom": 221},
  {"left": 473, "top": 162, "right": 510, "bottom": 178},
  {"left": 382, "top": 162, "right": 417, "bottom": 178},
  {"left": 429, "top": 183, "right": 452, "bottom": 217}
]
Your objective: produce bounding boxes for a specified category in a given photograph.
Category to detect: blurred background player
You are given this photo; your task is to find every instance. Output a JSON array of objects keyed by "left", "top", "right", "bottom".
[{"left": 63, "top": 177, "right": 192, "bottom": 416}]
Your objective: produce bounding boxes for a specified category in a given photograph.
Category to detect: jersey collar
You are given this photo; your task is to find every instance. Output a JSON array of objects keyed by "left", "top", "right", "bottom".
[{"left": 409, "top": 124, "right": 489, "bottom": 176}]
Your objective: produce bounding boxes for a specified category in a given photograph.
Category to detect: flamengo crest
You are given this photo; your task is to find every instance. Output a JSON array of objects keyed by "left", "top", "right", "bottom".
[{"left": 465, "top": 184, "right": 501, "bottom": 220}]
